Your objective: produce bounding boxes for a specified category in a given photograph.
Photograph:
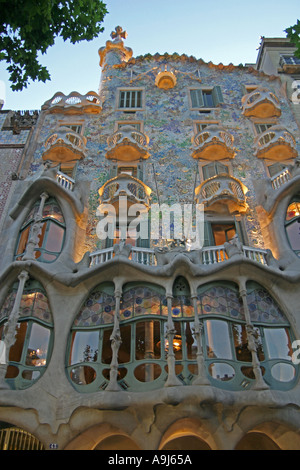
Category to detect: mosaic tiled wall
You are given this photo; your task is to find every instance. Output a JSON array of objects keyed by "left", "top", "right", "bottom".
[{"left": 21, "top": 53, "right": 300, "bottom": 256}]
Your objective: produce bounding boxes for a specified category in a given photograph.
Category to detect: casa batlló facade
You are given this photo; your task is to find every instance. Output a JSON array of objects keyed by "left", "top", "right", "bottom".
[{"left": 0, "top": 28, "right": 300, "bottom": 450}]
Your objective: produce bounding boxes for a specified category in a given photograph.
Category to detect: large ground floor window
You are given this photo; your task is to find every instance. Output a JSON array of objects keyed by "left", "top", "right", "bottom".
[{"left": 66, "top": 281, "right": 298, "bottom": 393}]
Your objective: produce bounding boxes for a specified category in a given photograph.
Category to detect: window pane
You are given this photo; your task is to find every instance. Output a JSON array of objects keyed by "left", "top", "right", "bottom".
[
  {"left": 45, "top": 222, "right": 64, "bottom": 252},
  {"left": 26, "top": 323, "right": 50, "bottom": 367},
  {"left": 185, "top": 321, "right": 197, "bottom": 360},
  {"left": 37, "top": 222, "right": 47, "bottom": 248},
  {"left": 286, "top": 220, "right": 300, "bottom": 251},
  {"left": 118, "top": 325, "right": 131, "bottom": 363},
  {"left": 286, "top": 202, "right": 300, "bottom": 222},
  {"left": 16, "top": 225, "right": 31, "bottom": 256},
  {"left": 9, "top": 322, "right": 27, "bottom": 363},
  {"left": 264, "top": 328, "right": 293, "bottom": 360},
  {"left": 135, "top": 320, "right": 161, "bottom": 360},
  {"left": 232, "top": 324, "right": 251, "bottom": 362},
  {"left": 204, "top": 319, "right": 232, "bottom": 359},
  {"left": 203, "top": 91, "right": 214, "bottom": 107},
  {"left": 212, "top": 223, "right": 236, "bottom": 245},
  {"left": 70, "top": 330, "right": 99, "bottom": 365}
]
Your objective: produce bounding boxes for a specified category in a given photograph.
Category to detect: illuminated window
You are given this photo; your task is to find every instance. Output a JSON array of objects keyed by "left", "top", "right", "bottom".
[
  {"left": 285, "top": 197, "right": 300, "bottom": 257},
  {"left": 15, "top": 197, "right": 65, "bottom": 263},
  {"left": 197, "top": 281, "right": 297, "bottom": 390},
  {"left": 0, "top": 279, "right": 53, "bottom": 389}
]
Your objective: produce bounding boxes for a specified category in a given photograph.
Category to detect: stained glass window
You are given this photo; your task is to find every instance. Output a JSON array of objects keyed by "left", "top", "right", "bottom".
[
  {"left": 74, "top": 286, "right": 116, "bottom": 327},
  {"left": 120, "top": 285, "right": 167, "bottom": 321},
  {"left": 197, "top": 281, "right": 296, "bottom": 390},
  {"left": 197, "top": 284, "right": 244, "bottom": 320}
]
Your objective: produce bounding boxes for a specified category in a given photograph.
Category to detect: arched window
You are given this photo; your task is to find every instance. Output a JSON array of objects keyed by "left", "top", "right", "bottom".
[
  {"left": 170, "top": 277, "right": 197, "bottom": 382},
  {"left": 285, "top": 197, "right": 300, "bottom": 257},
  {"left": 0, "top": 279, "right": 53, "bottom": 389},
  {"left": 67, "top": 282, "right": 168, "bottom": 392},
  {"left": 15, "top": 197, "right": 65, "bottom": 263},
  {"left": 197, "top": 281, "right": 297, "bottom": 390},
  {"left": 67, "top": 283, "right": 116, "bottom": 391}
]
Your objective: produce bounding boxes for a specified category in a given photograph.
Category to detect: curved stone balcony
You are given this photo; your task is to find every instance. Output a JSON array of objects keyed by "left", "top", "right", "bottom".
[
  {"left": 195, "top": 174, "right": 248, "bottom": 213},
  {"left": 43, "top": 127, "right": 87, "bottom": 162},
  {"left": 242, "top": 88, "right": 281, "bottom": 118},
  {"left": 41, "top": 91, "right": 102, "bottom": 114},
  {"left": 98, "top": 174, "right": 153, "bottom": 206},
  {"left": 191, "top": 125, "right": 236, "bottom": 161},
  {"left": 106, "top": 125, "right": 150, "bottom": 161},
  {"left": 254, "top": 125, "right": 298, "bottom": 161}
]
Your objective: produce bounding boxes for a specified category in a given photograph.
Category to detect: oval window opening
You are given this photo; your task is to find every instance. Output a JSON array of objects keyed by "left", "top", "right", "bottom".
[
  {"left": 70, "top": 365, "right": 96, "bottom": 385},
  {"left": 208, "top": 362, "right": 235, "bottom": 381},
  {"left": 134, "top": 363, "right": 161, "bottom": 382},
  {"left": 271, "top": 363, "right": 295, "bottom": 382}
]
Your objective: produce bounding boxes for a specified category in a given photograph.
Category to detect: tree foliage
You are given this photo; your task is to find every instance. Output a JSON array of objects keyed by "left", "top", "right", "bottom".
[
  {"left": 0, "top": 0, "right": 108, "bottom": 90},
  {"left": 285, "top": 20, "right": 300, "bottom": 58}
]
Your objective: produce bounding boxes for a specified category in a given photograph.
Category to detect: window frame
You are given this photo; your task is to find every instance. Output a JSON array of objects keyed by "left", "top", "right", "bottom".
[
  {"left": 15, "top": 198, "right": 66, "bottom": 263},
  {"left": 116, "top": 88, "right": 145, "bottom": 111},
  {"left": 0, "top": 281, "right": 53, "bottom": 390},
  {"left": 188, "top": 86, "right": 224, "bottom": 111}
]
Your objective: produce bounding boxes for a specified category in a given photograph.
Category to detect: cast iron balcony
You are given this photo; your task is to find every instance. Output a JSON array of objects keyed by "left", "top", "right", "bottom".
[
  {"left": 195, "top": 174, "right": 248, "bottom": 213},
  {"left": 98, "top": 173, "right": 153, "bottom": 206},
  {"left": 191, "top": 125, "right": 236, "bottom": 161},
  {"left": 254, "top": 125, "right": 297, "bottom": 161},
  {"left": 241, "top": 88, "right": 281, "bottom": 118},
  {"left": 43, "top": 127, "right": 87, "bottom": 162},
  {"left": 106, "top": 125, "right": 150, "bottom": 161},
  {"left": 42, "top": 91, "right": 102, "bottom": 114}
]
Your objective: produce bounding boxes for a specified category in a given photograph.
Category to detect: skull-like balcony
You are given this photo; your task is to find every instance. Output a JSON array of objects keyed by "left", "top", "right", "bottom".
[
  {"left": 241, "top": 88, "right": 281, "bottom": 118},
  {"left": 195, "top": 174, "right": 248, "bottom": 214},
  {"left": 106, "top": 125, "right": 150, "bottom": 161},
  {"left": 254, "top": 125, "right": 298, "bottom": 161},
  {"left": 42, "top": 91, "right": 102, "bottom": 114},
  {"left": 99, "top": 174, "right": 153, "bottom": 207},
  {"left": 191, "top": 125, "right": 236, "bottom": 161},
  {"left": 43, "top": 127, "right": 87, "bottom": 162}
]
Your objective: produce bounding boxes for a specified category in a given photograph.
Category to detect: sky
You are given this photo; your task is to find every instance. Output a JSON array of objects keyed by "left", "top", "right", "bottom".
[{"left": 0, "top": 0, "right": 299, "bottom": 111}]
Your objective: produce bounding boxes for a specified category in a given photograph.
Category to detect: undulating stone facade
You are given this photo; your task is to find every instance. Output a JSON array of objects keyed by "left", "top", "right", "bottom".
[{"left": 0, "top": 27, "right": 300, "bottom": 450}]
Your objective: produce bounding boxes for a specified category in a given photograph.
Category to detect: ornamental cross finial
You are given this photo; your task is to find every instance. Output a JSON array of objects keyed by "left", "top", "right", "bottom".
[{"left": 111, "top": 26, "right": 127, "bottom": 42}]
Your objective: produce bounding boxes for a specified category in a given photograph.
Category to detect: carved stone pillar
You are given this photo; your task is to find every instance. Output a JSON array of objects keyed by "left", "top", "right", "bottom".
[
  {"left": 164, "top": 295, "right": 182, "bottom": 387},
  {"left": 106, "top": 289, "right": 122, "bottom": 391},
  {"left": 239, "top": 281, "right": 269, "bottom": 390},
  {"left": 0, "top": 270, "right": 29, "bottom": 389},
  {"left": 23, "top": 192, "right": 49, "bottom": 260},
  {"left": 191, "top": 295, "right": 210, "bottom": 385}
]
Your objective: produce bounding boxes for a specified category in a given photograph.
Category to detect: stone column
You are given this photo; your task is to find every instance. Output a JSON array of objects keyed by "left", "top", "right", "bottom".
[
  {"left": 0, "top": 270, "right": 29, "bottom": 389},
  {"left": 191, "top": 294, "right": 210, "bottom": 386},
  {"left": 239, "top": 280, "right": 269, "bottom": 390},
  {"left": 164, "top": 294, "right": 182, "bottom": 387},
  {"left": 23, "top": 192, "right": 49, "bottom": 260},
  {"left": 106, "top": 288, "right": 122, "bottom": 391}
]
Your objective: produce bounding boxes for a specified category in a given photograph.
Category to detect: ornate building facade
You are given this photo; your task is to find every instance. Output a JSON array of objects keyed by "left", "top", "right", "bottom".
[{"left": 0, "top": 27, "right": 300, "bottom": 450}]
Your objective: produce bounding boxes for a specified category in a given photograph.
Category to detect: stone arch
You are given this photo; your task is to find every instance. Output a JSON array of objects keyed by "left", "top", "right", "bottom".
[
  {"left": 158, "top": 418, "right": 214, "bottom": 451},
  {"left": 64, "top": 422, "right": 140, "bottom": 450},
  {"left": 235, "top": 421, "right": 300, "bottom": 450},
  {"left": 235, "top": 432, "right": 281, "bottom": 450}
]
